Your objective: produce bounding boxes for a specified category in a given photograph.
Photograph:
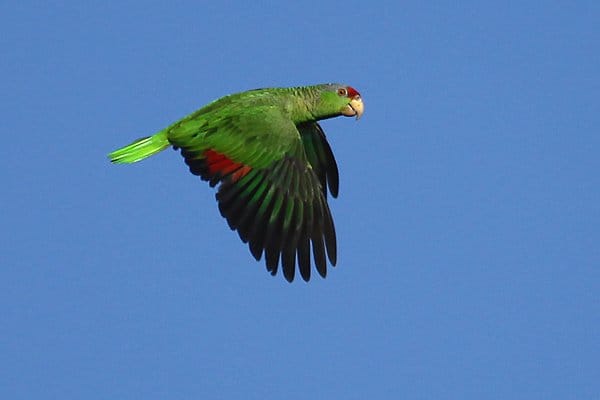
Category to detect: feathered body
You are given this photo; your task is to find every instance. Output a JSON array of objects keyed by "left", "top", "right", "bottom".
[{"left": 109, "top": 83, "right": 363, "bottom": 282}]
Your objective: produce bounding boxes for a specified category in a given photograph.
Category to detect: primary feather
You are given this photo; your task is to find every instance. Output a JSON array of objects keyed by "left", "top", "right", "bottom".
[{"left": 108, "top": 83, "right": 363, "bottom": 282}]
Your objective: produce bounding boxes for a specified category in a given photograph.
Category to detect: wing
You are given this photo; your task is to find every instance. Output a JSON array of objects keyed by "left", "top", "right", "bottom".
[
  {"left": 298, "top": 122, "right": 339, "bottom": 198},
  {"left": 171, "top": 106, "right": 337, "bottom": 282}
]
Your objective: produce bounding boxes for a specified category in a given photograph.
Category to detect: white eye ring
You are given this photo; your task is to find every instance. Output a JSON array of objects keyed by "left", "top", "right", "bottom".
[{"left": 337, "top": 88, "right": 347, "bottom": 97}]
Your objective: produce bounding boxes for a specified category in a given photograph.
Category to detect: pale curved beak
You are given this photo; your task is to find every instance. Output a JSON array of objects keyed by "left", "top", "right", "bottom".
[{"left": 341, "top": 96, "right": 364, "bottom": 120}]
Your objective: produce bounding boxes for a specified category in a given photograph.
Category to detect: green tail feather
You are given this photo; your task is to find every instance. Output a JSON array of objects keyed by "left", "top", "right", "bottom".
[{"left": 109, "top": 132, "right": 170, "bottom": 164}]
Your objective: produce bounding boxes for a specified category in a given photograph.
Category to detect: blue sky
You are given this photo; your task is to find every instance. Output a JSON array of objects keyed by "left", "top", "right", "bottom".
[{"left": 2, "top": 1, "right": 599, "bottom": 398}]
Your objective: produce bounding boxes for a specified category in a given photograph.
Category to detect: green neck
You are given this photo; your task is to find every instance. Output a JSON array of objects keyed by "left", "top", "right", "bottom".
[{"left": 287, "top": 85, "right": 342, "bottom": 123}]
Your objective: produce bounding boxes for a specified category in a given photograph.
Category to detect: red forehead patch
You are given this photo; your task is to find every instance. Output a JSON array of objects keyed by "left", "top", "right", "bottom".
[{"left": 346, "top": 86, "right": 360, "bottom": 98}]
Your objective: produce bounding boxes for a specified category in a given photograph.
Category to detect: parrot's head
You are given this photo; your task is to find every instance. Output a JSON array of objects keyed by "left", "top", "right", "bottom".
[{"left": 316, "top": 83, "right": 364, "bottom": 120}]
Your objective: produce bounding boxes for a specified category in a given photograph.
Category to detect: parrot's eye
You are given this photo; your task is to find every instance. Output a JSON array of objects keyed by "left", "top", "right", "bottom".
[{"left": 337, "top": 88, "right": 347, "bottom": 97}]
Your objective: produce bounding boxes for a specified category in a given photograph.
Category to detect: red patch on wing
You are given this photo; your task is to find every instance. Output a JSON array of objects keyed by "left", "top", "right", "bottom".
[
  {"left": 204, "top": 149, "right": 252, "bottom": 182},
  {"left": 346, "top": 86, "right": 360, "bottom": 98}
]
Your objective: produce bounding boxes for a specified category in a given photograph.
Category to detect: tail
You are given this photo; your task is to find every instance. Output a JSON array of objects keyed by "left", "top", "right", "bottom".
[{"left": 108, "top": 131, "right": 170, "bottom": 164}]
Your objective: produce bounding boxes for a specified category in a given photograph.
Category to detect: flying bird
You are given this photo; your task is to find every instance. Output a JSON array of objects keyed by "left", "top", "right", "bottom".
[{"left": 109, "top": 83, "right": 363, "bottom": 282}]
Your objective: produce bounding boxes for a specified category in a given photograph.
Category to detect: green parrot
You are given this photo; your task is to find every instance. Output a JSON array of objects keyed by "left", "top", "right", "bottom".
[{"left": 109, "top": 83, "right": 363, "bottom": 282}]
